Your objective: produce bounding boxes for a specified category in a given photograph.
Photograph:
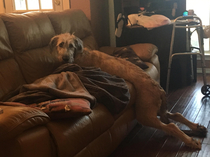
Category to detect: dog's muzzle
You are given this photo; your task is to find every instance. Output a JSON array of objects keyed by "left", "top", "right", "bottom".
[{"left": 62, "top": 55, "right": 71, "bottom": 62}]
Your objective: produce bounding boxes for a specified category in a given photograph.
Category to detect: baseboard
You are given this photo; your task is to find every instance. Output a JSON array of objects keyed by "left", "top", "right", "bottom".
[
  {"left": 197, "top": 68, "right": 210, "bottom": 74},
  {"left": 197, "top": 54, "right": 210, "bottom": 74},
  {"left": 197, "top": 54, "right": 210, "bottom": 60}
]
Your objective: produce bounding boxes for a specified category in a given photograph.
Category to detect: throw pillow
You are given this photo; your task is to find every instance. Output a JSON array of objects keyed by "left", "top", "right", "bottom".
[
  {"left": 0, "top": 98, "right": 92, "bottom": 120},
  {"left": 30, "top": 98, "right": 92, "bottom": 120}
]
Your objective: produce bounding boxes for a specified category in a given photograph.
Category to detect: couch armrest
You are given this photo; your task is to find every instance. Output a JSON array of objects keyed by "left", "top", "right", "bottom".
[
  {"left": 99, "top": 43, "right": 158, "bottom": 62},
  {"left": 129, "top": 43, "right": 158, "bottom": 61},
  {"left": 99, "top": 46, "right": 121, "bottom": 55},
  {"left": 0, "top": 105, "right": 49, "bottom": 141}
]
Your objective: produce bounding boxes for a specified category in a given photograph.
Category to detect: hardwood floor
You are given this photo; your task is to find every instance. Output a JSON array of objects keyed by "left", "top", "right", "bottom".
[{"left": 110, "top": 74, "right": 210, "bottom": 157}]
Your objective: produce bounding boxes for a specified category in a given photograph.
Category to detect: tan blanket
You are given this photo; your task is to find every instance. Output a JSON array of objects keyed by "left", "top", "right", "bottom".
[
  {"left": 4, "top": 64, "right": 130, "bottom": 114},
  {"left": 6, "top": 71, "right": 96, "bottom": 108}
]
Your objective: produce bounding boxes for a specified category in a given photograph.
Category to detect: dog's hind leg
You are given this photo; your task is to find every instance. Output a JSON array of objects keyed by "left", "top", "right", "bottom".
[{"left": 166, "top": 112, "right": 207, "bottom": 137}]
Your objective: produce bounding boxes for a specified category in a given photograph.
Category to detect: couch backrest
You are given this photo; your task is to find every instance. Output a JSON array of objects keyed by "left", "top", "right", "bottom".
[
  {"left": 0, "top": 9, "right": 98, "bottom": 100},
  {"left": 0, "top": 18, "right": 26, "bottom": 100},
  {"left": 46, "top": 9, "right": 98, "bottom": 50}
]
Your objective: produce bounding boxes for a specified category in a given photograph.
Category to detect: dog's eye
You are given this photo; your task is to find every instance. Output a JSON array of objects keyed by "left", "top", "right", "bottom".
[
  {"left": 59, "top": 42, "right": 64, "bottom": 48},
  {"left": 69, "top": 44, "right": 73, "bottom": 48}
]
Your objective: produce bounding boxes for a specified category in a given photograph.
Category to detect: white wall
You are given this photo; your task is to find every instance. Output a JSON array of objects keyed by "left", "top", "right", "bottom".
[
  {"left": 0, "top": 0, "right": 5, "bottom": 13},
  {"left": 63, "top": 0, "right": 70, "bottom": 10},
  {"left": 70, "top": 0, "right": 91, "bottom": 19},
  {"left": 108, "top": 0, "right": 116, "bottom": 46}
]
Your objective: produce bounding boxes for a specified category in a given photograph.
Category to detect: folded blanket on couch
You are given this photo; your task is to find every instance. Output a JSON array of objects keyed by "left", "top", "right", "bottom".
[
  {"left": 53, "top": 63, "right": 130, "bottom": 114},
  {"left": 2, "top": 64, "right": 130, "bottom": 118}
]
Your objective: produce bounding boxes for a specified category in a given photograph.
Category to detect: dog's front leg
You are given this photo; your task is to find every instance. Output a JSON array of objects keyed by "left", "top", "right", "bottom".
[
  {"left": 161, "top": 122, "right": 201, "bottom": 149},
  {"left": 166, "top": 112, "right": 207, "bottom": 137}
]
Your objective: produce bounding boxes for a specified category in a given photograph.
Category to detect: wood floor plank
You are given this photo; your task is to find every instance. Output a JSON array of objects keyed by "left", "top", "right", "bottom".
[
  {"left": 194, "top": 98, "right": 210, "bottom": 128},
  {"left": 203, "top": 122, "right": 210, "bottom": 144},
  {"left": 109, "top": 126, "right": 157, "bottom": 157},
  {"left": 137, "top": 129, "right": 168, "bottom": 156},
  {"left": 175, "top": 143, "right": 199, "bottom": 157},
  {"left": 196, "top": 144, "right": 210, "bottom": 157},
  {"left": 156, "top": 137, "right": 183, "bottom": 157}
]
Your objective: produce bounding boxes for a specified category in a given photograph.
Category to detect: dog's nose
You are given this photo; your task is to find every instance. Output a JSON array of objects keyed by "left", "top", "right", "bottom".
[{"left": 62, "top": 55, "right": 70, "bottom": 62}]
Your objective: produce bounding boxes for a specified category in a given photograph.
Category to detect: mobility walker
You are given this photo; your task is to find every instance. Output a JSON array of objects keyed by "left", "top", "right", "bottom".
[{"left": 166, "top": 15, "right": 210, "bottom": 96}]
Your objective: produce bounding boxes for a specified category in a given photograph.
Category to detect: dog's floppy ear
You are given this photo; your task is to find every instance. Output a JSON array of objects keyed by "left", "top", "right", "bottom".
[
  {"left": 49, "top": 36, "right": 59, "bottom": 52},
  {"left": 74, "top": 37, "right": 83, "bottom": 53}
]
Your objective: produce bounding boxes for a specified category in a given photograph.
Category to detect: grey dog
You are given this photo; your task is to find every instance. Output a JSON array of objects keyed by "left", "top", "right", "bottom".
[{"left": 49, "top": 33, "right": 207, "bottom": 149}]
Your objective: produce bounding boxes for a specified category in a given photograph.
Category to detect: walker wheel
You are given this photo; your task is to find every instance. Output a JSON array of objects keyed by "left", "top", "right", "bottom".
[{"left": 201, "top": 85, "right": 210, "bottom": 96}]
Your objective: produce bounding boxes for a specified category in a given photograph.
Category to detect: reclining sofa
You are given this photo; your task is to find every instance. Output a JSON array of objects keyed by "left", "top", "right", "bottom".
[{"left": 0, "top": 9, "right": 160, "bottom": 157}]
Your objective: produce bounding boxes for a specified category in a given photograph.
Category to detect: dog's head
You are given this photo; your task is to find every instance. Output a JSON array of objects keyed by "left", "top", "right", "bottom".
[{"left": 49, "top": 33, "right": 83, "bottom": 63}]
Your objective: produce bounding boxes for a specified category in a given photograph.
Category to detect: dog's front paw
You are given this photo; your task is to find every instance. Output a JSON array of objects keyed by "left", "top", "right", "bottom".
[
  {"left": 182, "top": 124, "right": 207, "bottom": 137},
  {"left": 196, "top": 124, "right": 208, "bottom": 137},
  {"left": 197, "top": 124, "right": 207, "bottom": 132},
  {"left": 186, "top": 138, "right": 201, "bottom": 150}
]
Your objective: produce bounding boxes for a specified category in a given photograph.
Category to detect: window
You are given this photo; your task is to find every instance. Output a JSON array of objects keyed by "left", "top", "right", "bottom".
[
  {"left": 4, "top": 0, "right": 66, "bottom": 13},
  {"left": 187, "top": 0, "right": 210, "bottom": 52},
  {"left": 14, "top": 0, "right": 53, "bottom": 11}
]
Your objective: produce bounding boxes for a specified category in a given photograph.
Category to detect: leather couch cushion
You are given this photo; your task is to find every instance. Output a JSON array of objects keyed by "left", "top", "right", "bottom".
[
  {"left": 111, "top": 46, "right": 149, "bottom": 69},
  {"left": 0, "top": 126, "right": 55, "bottom": 157},
  {"left": 47, "top": 104, "right": 114, "bottom": 157},
  {"left": 15, "top": 47, "right": 61, "bottom": 83},
  {"left": 99, "top": 43, "right": 158, "bottom": 62},
  {"left": 1, "top": 12, "right": 55, "bottom": 53},
  {"left": 0, "top": 19, "right": 13, "bottom": 60},
  {"left": 0, "top": 18, "right": 26, "bottom": 100},
  {"left": 47, "top": 9, "right": 92, "bottom": 40},
  {"left": 0, "top": 59, "right": 26, "bottom": 100},
  {"left": 130, "top": 43, "right": 158, "bottom": 61},
  {"left": 1, "top": 9, "right": 99, "bottom": 84},
  {"left": 0, "top": 105, "right": 49, "bottom": 141},
  {"left": 73, "top": 108, "right": 137, "bottom": 157},
  {"left": 47, "top": 9, "right": 98, "bottom": 50},
  {"left": 144, "top": 61, "right": 160, "bottom": 83}
]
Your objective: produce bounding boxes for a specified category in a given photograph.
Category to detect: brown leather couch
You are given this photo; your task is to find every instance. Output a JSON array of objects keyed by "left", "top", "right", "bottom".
[{"left": 0, "top": 9, "right": 160, "bottom": 157}]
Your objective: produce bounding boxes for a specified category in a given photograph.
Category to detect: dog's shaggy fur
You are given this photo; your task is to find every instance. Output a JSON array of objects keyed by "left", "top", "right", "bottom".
[{"left": 50, "top": 33, "right": 207, "bottom": 149}]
